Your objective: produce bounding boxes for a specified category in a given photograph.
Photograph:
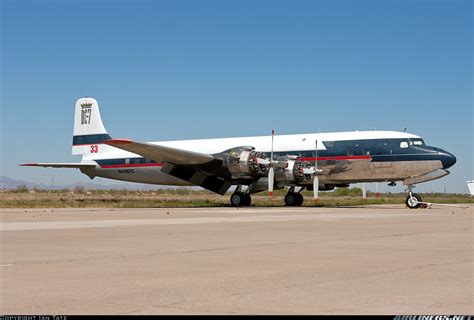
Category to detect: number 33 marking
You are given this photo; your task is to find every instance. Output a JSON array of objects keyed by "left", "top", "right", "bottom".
[{"left": 90, "top": 145, "right": 99, "bottom": 153}]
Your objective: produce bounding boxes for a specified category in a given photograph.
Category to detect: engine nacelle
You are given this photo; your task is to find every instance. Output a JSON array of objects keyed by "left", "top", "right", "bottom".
[
  {"left": 226, "top": 146, "right": 269, "bottom": 179},
  {"left": 224, "top": 147, "right": 322, "bottom": 186},
  {"left": 274, "top": 156, "right": 314, "bottom": 185}
]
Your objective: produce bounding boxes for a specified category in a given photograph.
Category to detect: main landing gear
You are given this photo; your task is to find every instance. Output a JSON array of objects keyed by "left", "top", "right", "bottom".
[
  {"left": 405, "top": 186, "right": 422, "bottom": 209},
  {"left": 230, "top": 185, "right": 252, "bottom": 207},
  {"left": 284, "top": 187, "right": 304, "bottom": 207},
  {"left": 230, "top": 192, "right": 251, "bottom": 207}
]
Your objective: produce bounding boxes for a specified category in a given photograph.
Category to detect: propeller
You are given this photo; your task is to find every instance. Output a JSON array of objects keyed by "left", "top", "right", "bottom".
[
  {"left": 313, "top": 140, "right": 319, "bottom": 202},
  {"left": 268, "top": 129, "right": 275, "bottom": 197}
]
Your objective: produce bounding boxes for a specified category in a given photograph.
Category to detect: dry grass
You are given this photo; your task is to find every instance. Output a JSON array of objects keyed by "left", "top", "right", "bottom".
[{"left": 1, "top": 188, "right": 472, "bottom": 208}]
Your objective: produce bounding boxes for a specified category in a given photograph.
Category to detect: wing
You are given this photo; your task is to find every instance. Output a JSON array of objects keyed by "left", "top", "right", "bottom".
[
  {"left": 19, "top": 163, "right": 96, "bottom": 168},
  {"left": 103, "top": 139, "right": 214, "bottom": 165},
  {"left": 104, "top": 139, "right": 231, "bottom": 194}
]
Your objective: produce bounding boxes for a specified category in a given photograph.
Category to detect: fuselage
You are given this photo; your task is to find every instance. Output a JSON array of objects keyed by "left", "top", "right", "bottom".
[{"left": 78, "top": 130, "right": 456, "bottom": 189}]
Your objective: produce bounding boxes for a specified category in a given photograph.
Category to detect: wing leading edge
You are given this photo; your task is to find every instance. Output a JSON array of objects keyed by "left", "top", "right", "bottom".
[{"left": 103, "top": 139, "right": 215, "bottom": 165}]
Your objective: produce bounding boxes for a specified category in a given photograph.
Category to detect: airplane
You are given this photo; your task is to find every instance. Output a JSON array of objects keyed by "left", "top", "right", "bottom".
[
  {"left": 21, "top": 97, "right": 457, "bottom": 209},
  {"left": 467, "top": 180, "right": 474, "bottom": 196}
]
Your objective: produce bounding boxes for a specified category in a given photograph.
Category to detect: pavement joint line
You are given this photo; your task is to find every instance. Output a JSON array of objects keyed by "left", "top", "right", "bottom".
[{"left": 0, "top": 212, "right": 423, "bottom": 231}]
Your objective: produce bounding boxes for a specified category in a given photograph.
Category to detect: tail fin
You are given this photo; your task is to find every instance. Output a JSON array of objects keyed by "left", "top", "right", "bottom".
[{"left": 72, "top": 97, "right": 112, "bottom": 155}]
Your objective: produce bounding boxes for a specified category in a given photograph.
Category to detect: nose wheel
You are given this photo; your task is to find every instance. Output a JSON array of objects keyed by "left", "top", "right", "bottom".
[{"left": 405, "top": 192, "right": 422, "bottom": 209}]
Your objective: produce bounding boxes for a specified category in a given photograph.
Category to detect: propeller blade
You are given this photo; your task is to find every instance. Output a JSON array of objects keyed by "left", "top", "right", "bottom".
[
  {"left": 268, "top": 129, "right": 275, "bottom": 197},
  {"left": 313, "top": 175, "right": 319, "bottom": 202},
  {"left": 268, "top": 167, "right": 274, "bottom": 197},
  {"left": 313, "top": 139, "right": 319, "bottom": 202}
]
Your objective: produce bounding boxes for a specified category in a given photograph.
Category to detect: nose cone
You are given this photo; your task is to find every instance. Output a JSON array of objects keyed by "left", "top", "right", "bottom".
[{"left": 441, "top": 152, "right": 457, "bottom": 169}]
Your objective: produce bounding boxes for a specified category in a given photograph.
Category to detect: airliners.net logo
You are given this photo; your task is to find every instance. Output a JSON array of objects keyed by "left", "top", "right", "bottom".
[{"left": 395, "top": 316, "right": 473, "bottom": 320}]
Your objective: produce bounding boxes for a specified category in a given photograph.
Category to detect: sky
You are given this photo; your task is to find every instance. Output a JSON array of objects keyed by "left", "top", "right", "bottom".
[{"left": 1, "top": 0, "right": 472, "bottom": 193}]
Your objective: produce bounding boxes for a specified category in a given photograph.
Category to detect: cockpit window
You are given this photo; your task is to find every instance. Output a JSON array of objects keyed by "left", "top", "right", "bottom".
[
  {"left": 407, "top": 139, "right": 425, "bottom": 146},
  {"left": 413, "top": 139, "right": 424, "bottom": 145},
  {"left": 400, "top": 141, "right": 409, "bottom": 149}
]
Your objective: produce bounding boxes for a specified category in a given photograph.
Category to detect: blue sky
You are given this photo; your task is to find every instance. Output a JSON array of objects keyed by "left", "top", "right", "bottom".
[{"left": 1, "top": 0, "right": 472, "bottom": 193}]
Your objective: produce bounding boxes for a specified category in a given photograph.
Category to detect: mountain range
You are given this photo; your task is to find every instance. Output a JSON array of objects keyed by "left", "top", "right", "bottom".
[{"left": 0, "top": 176, "right": 179, "bottom": 191}]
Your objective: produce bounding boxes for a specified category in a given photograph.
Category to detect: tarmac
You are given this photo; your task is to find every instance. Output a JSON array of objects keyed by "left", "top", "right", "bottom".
[{"left": 1, "top": 205, "right": 473, "bottom": 314}]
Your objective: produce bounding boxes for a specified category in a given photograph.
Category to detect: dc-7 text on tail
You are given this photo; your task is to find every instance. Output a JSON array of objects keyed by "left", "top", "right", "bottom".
[{"left": 21, "top": 97, "right": 457, "bottom": 208}]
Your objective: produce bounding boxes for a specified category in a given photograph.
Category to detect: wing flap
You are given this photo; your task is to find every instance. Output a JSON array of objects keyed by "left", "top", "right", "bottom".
[
  {"left": 161, "top": 163, "right": 231, "bottom": 195},
  {"left": 103, "top": 139, "right": 214, "bottom": 165}
]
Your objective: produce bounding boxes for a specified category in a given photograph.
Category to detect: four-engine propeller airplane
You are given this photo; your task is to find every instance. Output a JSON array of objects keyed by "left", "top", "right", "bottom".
[{"left": 21, "top": 98, "right": 457, "bottom": 208}]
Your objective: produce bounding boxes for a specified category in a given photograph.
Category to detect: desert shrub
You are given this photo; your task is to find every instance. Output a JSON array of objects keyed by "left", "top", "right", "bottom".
[
  {"left": 14, "top": 185, "right": 28, "bottom": 193},
  {"left": 333, "top": 187, "right": 362, "bottom": 197},
  {"left": 74, "top": 186, "right": 85, "bottom": 193}
]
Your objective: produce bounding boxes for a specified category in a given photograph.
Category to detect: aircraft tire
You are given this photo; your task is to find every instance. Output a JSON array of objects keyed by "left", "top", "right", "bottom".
[
  {"left": 230, "top": 193, "right": 243, "bottom": 207},
  {"left": 285, "top": 193, "right": 298, "bottom": 206},
  {"left": 295, "top": 193, "right": 304, "bottom": 206},
  {"left": 406, "top": 193, "right": 422, "bottom": 209},
  {"left": 242, "top": 194, "right": 251, "bottom": 206}
]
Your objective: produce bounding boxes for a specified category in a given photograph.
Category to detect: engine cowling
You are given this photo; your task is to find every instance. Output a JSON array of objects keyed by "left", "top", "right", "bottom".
[
  {"left": 226, "top": 146, "right": 269, "bottom": 179},
  {"left": 224, "top": 147, "right": 322, "bottom": 187},
  {"left": 273, "top": 156, "right": 314, "bottom": 185}
]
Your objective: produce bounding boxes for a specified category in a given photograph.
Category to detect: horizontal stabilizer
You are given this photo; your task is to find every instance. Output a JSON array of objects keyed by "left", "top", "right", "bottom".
[
  {"left": 19, "top": 163, "right": 97, "bottom": 169},
  {"left": 103, "top": 139, "right": 215, "bottom": 165}
]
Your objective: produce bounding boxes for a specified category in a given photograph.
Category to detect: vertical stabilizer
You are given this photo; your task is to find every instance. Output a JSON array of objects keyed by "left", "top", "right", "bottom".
[{"left": 72, "top": 97, "right": 111, "bottom": 155}]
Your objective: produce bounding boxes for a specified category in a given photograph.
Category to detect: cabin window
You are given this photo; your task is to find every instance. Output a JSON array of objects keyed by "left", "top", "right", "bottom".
[{"left": 400, "top": 141, "right": 409, "bottom": 149}]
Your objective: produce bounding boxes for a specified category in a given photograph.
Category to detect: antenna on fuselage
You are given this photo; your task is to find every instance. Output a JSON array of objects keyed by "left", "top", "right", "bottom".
[{"left": 403, "top": 127, "right": 407, "bottom": 132}]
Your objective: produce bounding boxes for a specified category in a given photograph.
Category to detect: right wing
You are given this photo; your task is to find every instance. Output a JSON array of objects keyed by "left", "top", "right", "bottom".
[{"left": 103, "top": 139, "right": 215, "bottom": 165}]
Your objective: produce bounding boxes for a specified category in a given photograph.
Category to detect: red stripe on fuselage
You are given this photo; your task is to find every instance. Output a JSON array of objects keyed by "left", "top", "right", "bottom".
[
  {"left": 100, "top": 163, "right": 163, "bottom": 168},
  {"left": 98, "top": 155, "right": 370, "bottom": 169}
]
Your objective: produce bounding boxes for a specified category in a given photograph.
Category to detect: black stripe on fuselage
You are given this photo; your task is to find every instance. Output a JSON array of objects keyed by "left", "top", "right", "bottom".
[
  {"left": 220, "top": 138, "right": 433, "bottom": 159},
  {"left": 73, "top": 134, "right": 112, "bottom": 146}
]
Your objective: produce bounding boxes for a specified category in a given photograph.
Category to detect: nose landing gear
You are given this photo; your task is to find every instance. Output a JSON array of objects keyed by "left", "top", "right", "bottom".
[{"left": 405, "top": 186, "right": 422, "bottom": 209}]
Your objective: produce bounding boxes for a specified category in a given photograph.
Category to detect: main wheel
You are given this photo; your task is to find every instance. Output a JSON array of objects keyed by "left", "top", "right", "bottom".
[
  {"left": 295, "top": 193, "right": 304, "bottom": 206},
  {"left": 405, "top": 193, "right": 422, "bottom": 209},
  {"left": 284, "top": 193, "right": 298, "bottom": 206},
  {"left": 242, "top": 194, "right": 251, "bottom": 206},
  {"left": 230, "top": 193, "right": 243, "bottom": 207}
]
